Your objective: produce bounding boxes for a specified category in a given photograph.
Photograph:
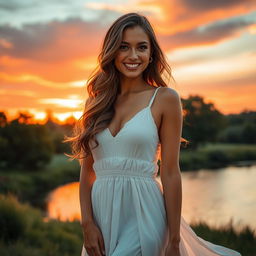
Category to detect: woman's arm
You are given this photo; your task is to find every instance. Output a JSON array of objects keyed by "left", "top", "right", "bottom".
[
  {"left": 159, "top": 87, "right": 183, "bottom": 247},
  {"left": 79, "top": 152, "right": 96, "bottom": 226},
  {"left": 79, "top": 152, "right": 106, "bottom": 255}
]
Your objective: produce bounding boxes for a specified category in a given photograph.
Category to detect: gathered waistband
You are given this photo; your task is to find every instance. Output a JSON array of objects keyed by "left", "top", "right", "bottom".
[{"left": 95, "top": 169, "right": 156, "bottom": 179}]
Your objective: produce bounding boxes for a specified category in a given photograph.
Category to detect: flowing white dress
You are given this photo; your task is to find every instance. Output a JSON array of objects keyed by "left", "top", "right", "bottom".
[{"left": 81, "top": 87, "right": 241, "bottom": 256}]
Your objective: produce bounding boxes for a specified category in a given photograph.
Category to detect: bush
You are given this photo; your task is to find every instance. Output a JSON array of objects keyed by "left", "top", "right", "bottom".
[
  {"left": 0, "top": 194, "right": 41, "bottom": 242},
  {"left": 0, "top": 194, "right": 83, "bottom": 256},
  {"left": 206, "top": 150, "right": 229, "bottom": 169}
]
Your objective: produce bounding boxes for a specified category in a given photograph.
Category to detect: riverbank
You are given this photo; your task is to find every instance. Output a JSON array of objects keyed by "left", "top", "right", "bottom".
[
  {"left": 180, "top": 143, "right": 256, "bottom": 171},
  {"left": 0, "top": 194, "right": 254, "bottom": 256}
]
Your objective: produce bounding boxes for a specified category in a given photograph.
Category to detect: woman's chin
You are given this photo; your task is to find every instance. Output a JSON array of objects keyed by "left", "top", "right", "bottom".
[{"left": 120, "top": 71, "right": 143, "bottom": 78}]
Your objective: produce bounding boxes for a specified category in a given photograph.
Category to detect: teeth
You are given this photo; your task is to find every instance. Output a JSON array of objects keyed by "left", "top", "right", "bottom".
[{"left": 125, "top": 63, "right": 140, "bottom": 68}]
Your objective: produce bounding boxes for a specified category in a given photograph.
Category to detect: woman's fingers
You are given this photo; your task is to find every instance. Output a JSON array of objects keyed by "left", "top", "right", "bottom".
[
  {"left": 86, "top": 243, "right": 101, "bottom": 256},
  {"left": 98, "top": 235, "right": 106, "bottom": 255},
  {"left": 94, "top": 242, "right": 103, "bottom": 256},
  {"left": 82, "top": 221, "right": 105, "bottom": 256}
]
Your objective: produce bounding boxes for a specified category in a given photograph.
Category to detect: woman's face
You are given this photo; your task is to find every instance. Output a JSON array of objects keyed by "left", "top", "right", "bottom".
[{"left": 114, "top": 26, "right": 151, "bottom": 79}]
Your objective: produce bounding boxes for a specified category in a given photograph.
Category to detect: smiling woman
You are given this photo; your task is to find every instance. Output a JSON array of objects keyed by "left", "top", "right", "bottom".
[
  {"left": 64, "top": 12, "right": 242, "bottom": 256},
  {"left": 114, "top": 30, "right": 151, "bottom": 77}
]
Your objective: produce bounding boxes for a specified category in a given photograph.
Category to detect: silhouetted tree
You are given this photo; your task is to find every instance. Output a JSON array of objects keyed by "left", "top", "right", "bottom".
[
  {"left": 0, "top": 112, "right": 7, "bottom": 127},
  {"left": 16, "top": 111, "right": 33, "bottom": 124},
  {"left": 0, "top": 118, "right": 54, "bottom": 170},
  {"left": 217, "top": 111, "right": 256, "bottom": 144},
  {"left": 182, "top": 95, "right": 226, "bottom": 149}
]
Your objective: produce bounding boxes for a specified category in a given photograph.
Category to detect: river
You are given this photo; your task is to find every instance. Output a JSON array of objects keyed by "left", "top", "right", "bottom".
[{"left": 46, "top": 164, "right": 256, "bottom": 232}]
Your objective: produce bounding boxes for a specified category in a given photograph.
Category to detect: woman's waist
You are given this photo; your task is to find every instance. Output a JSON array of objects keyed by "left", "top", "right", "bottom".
[
  {"left": 94, "top": 169, "right": 157, "bottom": 179},
  {"left": 93, "top": 156, "right": 158, "bottom": 173}
]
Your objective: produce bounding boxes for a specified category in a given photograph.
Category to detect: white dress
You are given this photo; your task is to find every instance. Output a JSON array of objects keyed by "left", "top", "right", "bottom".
[{"left": 81, "top": 86, "right": 241, "bottom": 256}]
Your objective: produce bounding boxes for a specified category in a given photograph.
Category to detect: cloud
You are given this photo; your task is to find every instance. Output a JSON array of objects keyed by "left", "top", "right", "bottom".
[
  {"left": 181, "top": 0, "right": 244, "bottom": 11},
  {"left": 144, "top": 0, "right": 256, "bottom": 34},
  {"left": 158, "top": 12, "right": 256, "bottom": 51},
  {"left": 0, "top": 17, "right": 111, "bottom": 82},
  {"left": 0, "top": 8, "right": 254, "bottom": 90},
  {"left": 1, "top": 10, "right": 254, "bottom": 65},
  {"left": 0, "top": 77, "right": 86, "bottom": 99},
  {"left": 0, "top": 79, "right": 86, "bottom": 113},
  {"left": 0, "top": 17, "right": 108, "bottom": 62},
  {"left": 0, "top": 0, "right": 28, "bottom": 12}
]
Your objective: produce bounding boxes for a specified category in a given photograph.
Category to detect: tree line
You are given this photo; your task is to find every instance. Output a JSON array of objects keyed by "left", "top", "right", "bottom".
[{"left": 0, "top": 94, "right": 255, "bottom": 170}]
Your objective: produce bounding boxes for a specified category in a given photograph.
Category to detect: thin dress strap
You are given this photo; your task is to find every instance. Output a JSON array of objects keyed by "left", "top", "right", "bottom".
[{"left": 148, "top": 87, "right": 161, "bottom": 108}]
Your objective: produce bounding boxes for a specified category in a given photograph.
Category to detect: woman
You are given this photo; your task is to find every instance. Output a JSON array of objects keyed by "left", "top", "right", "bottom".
[{"left": 66, "top": 12, "right": 242, "bottom": 256}]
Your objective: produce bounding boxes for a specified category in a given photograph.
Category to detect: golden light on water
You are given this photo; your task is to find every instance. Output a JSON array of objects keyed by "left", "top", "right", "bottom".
[{"left": 47, "top": 182, "right": 81, "bottom": 221}]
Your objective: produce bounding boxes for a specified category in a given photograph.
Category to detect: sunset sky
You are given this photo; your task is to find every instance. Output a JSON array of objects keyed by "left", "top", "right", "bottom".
[{"left": 0, "top": 0, "right": 256, "bottom": 122}]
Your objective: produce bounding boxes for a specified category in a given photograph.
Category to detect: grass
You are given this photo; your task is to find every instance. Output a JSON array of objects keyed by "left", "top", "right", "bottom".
[{"left": 191, "top": 218, "right": 256, "bottom": 256}]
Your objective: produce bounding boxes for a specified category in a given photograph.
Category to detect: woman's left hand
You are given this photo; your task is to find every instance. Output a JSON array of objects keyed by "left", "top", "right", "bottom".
[{"left": 165, "top": 242, "right": 181, "bottom": 256}]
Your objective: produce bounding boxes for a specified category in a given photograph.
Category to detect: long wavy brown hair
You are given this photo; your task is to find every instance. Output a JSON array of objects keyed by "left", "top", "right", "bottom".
[{"left": 64, "top": 12, "right": 188, "bottom": 162}]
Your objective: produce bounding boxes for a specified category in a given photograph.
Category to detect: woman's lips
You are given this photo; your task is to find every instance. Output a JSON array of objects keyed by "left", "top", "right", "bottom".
[{"left": 123, "top": 63, "right": 141, "bottom": 70}]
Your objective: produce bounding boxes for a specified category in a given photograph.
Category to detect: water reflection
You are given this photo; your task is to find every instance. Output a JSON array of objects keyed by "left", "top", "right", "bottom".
[
  {"left": 46, "top": 165, "right": 256, "bottom": 231},
  {"left": 47, "top": 182, "right": 80, "bottom": 221},
  {"left": 181, "top": 165, "right": 256, "bottom": 232}
]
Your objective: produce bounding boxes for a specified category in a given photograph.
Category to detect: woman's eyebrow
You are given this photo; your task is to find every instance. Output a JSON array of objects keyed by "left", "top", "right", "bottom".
[{"left": 121, "top": 41, "right": 149, "bottom": 45}]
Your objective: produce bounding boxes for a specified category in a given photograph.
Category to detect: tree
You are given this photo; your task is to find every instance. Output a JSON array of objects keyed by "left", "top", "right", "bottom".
[
  {"left": 182, "top": 95, "right": 226, "bottom": 149},
  {"left": 0, "top": 112, "right": 7, "bottom": 127},
  {"left": 0, "top": 115, "right": 54, "bottom": 170}
]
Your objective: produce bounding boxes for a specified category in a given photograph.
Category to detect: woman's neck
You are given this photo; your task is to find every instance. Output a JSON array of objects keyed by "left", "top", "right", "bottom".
[{"left": 119, "top": 76, "right": 148, "bottom": 95}]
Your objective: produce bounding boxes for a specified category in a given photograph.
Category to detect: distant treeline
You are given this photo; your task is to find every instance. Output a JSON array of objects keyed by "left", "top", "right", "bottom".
[{"left": 0, "top": 95, "right": 255, "bottom": 170}]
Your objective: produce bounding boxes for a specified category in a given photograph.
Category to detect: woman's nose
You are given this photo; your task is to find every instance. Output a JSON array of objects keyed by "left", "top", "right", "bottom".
[{"left": 129, "top": 48, "right": 139, "bottom": 58}]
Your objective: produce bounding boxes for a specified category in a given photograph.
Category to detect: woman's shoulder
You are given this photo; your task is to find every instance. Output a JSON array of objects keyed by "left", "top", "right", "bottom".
[
  {"left": 156, "top": 87, "right": 182, "bottom": 118},
  {"left": 157, "top": 86, "right": 181, "bottom": 103}
]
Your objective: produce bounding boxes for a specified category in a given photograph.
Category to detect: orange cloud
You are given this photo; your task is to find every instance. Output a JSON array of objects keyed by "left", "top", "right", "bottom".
[{"left": 139, "top": 0, "right": 256, "bottom": 34}]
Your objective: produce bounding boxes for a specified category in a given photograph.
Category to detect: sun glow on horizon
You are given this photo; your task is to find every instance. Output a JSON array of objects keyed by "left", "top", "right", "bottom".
[{"left": 39, "top": 98, "right": 83, "bottom": 109}]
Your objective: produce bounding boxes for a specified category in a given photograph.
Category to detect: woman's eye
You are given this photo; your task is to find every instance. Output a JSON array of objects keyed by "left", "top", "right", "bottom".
[
  {"left": 139, "top": 45, "right": 147, "bottom": 50},
  {"left": 119, "top": 45, "right": 128, "bottom": 50}
]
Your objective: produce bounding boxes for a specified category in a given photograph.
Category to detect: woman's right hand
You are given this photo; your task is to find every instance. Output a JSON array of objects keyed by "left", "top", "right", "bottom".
[{"left": 82, "top": 220, "right": 106, "bottom": 256}]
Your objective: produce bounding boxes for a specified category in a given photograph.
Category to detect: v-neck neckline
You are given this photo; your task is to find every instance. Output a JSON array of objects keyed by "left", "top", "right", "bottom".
[
  {"left": 107, "top": 106, "right": 149, "bottom": 138},
  {"left": 106, "top": 87, "right": 160, "bottom": 139}
]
